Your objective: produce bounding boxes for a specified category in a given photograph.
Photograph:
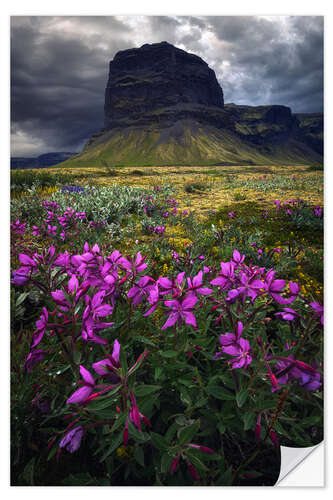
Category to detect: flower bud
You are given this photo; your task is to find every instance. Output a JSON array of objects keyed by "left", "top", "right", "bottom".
[
  {"left": 123, "top": 427, "right": 129, "bottom": 446},
  {"left": 294, "top": 360, "right": 316, "bottom": 374},
  {"left": 269, "top": 373, "right": 279, "bottom": 390},
  {"left": 199, "top": 446, "right": 215, "bottom": 454},
  {"left": 269, "top": 429, "right": 279, "bottom": 449},
  {"left": 255, "top": 413, "right": 262, "bottom": 442},
  {"left": 186, "top": 459, "right": 200, "bottom": 481},
  {"left": 170, "top": 455, "right": 180, "bottom": 474}
]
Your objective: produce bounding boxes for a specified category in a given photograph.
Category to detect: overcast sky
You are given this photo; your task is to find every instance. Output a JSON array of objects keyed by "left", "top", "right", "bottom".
[{"left": 10, "top": 15, "right": 323, "bottom": 157}]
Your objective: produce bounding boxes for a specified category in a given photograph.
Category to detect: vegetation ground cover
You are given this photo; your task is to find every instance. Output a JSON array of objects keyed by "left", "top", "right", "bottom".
[{"left": 10, "top": 163, "right": 323, "bottom": 486}]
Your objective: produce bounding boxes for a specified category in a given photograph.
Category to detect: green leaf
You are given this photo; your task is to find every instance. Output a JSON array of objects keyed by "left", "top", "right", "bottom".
[
  {"left": 74, "top": 303, "right": 82, "bottom": 316},
  {"left": 299, "top": 415, "right": 322, "bottom": 426},
  {"left": 216, "top": 466, "right": 233, "bottom": 486},
  {"left": 180, "top": 387, "right": 191, "bottom": 406},
  {"left": 151, "top": 432, "right": 168, "bottom": 451},
  {"left": 119, "top": 347, "right": 128, "bottom": 374},
  {"left": 134, "top": 385, "right": 161, "bottom": 397},
  {"left": 178, "top": 420, "right": 200, "bottom": 446},
  {"left": 47, "top": 443, "right": 58, "bottom": 461},
  {"left": 243, "top": 411, "right": 256, "bottom": 431},
  {"left": 22, "top": 457, "right": 35, "bottom": 485},
  {"left": 87, "top": 387, "right": 121, "bottom": 412},
  {"left": 99, "top": 433, "right": 123, "bottom": 462},
  {"left": 186, "top": 451, "right": 209, "bottom": 472},
  {"left": 236, "top": 389, "right": 249, "bottom": 408},
  {"left": 255, "top": 399, "right": 277, "bottom": 411},
  {"left": 73, "top": 350, "right": 81, "bottom": 364},
  {"left": 134, "top": 446, "right": 145, "bottom": 467},
  {"left": 165, "top": 421, "right": 179, "bottom": 443},
  {"left": 128, "top": 421, "right": 150, "bottom": 443},
  {"left": 61, "top": 473, "right": 95, "bottom": 486},
  {"left": 178, "top": 378, "right": 196, "bottom": 388},
  {"left": 217, "top": 422, "right": 226, "bottom": 434},
  {"left": 161, "top": 350, "right": 178, "bottom": 358},
  {"left": 127, "top": 348, "right": 149, "bottom": 377},
  {"left": 206, "top": 384, "right": 234, "bottom": 400},
  {"left": 110, "top": 412, "right": 127, "bottom": 433},
  {"left": 47, "top": 364, "right": 71, "bottom": 377},
  {"left": 16, "top": 291, "right": 29, "bottom": 307},
  {"left": 161, "top": 452, "right": 173, "bottom": 474}
]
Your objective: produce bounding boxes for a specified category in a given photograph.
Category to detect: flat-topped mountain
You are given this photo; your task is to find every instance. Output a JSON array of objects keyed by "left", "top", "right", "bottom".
[
  {"left": 103, "top": 41, "right": 226, "bottom": 130},
  {"left": 58, "top": 42, "right": 323, "bottom": 168}
]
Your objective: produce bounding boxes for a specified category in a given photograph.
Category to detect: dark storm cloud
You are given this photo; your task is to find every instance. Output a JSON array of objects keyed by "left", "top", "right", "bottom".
[
  {"left": 11, "top": 15, "right": 323, "bottom": 156},
  {"left": 11, "top": 16, "right": 135, "bottom": 155},
  {"left": 203, "top": 16, "right": 323, "bottom": 111}
]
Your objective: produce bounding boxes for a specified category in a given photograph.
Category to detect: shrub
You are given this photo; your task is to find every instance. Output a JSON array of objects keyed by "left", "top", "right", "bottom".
[
  {"left": 233, "top": 190, "right": 247, "bottom": 201},
  {"left": 184, "top": 181, "right": 209, "bottom": 193}
]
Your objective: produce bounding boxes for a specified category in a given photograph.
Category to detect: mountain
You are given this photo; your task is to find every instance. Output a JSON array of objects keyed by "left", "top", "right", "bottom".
[
  {"left": 56, "top": 42, "right": 323, "bottom": 168},
  {"left": 11, "top": 152, "right": 78, "bottom": 170}
]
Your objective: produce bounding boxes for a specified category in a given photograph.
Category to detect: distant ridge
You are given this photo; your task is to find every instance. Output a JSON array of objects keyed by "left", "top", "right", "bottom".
[{"left": 11, "top": 152, "right": 78, "bottom": 170}]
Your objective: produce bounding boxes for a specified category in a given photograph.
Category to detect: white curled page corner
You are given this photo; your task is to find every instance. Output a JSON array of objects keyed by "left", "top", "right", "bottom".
[{"left": 276, "top": 441, "right": 324, "bottom": 486}]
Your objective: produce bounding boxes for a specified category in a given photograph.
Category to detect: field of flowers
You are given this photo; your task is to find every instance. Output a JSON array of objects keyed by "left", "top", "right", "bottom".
[{"left": 10, "top": 164, "right": 323, "bottom": 486}]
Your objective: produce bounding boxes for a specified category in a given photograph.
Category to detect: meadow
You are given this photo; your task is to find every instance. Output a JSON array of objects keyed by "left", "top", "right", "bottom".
[{"left": 10, "top": 163, "right": 323, "bottom": 486}]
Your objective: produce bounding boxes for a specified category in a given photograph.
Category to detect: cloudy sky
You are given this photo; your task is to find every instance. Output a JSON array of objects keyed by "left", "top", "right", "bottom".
[{"left": 10, "top": 15, "right": 323, "bottom": 157}]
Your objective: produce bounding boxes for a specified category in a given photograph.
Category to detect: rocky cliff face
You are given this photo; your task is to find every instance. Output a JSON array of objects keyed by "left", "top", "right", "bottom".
[
  {"left": 104, "top": 41, "right": 228, "bottom": 130},
  {"left": 225, "top": 104, "right": 298, "bottom": 145}
]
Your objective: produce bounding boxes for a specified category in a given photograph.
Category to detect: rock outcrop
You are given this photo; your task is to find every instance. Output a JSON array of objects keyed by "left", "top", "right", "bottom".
[{"left": 103, "top": 41, "right": 229, "bottom": 130}]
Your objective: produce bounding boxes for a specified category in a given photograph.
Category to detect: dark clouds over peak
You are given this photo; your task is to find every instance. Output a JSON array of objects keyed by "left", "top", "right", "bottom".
[{"left": 10, "top": 15, "right": 323, "bottom": 156}]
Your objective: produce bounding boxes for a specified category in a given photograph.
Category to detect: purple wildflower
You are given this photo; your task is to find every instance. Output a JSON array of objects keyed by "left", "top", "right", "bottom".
[
  {"left": 310, "top": 301, "right": 324, "bottom": 325},
  {"left": 223, "top": 338, "right": 252, "bottom": 369},
  {"left": 162, "top": 294, "right": 197, "bottom": 329},
  {"left": 31, "top": 308, "right": 48, "bottom": 348},
  {"left": 143, "top": 284, "right": 160, "bottom": 317},
  {"left": 187, "top": 270, "right": 213, "bottom": 297},
  {"left": 66, "top": 366, "right": 95, "bottom": 404},
  {"left": 59, "top": 426, "right": 84, "bottom": 453},
  {"left": 270, "top": 355, "right": 321, "bottom": 392},
  {"left": 128, "top": 275, "right": 155, "bottom": 307},
  {"left": 119, "top": 252, "right": 147, "bottom": 275},
  {"left": 275, "top": 308, "right": 299, "bottom": 321},
  {"left": 25, "top": 349, "right": 45, "bottom": 372},
  {"left": 232, "top": 249, "right": 245, "bottom": 266},
  {"left": 81, "top": 292, "right": 114, "bottom": 344},
  {"left": 92, "top": 339, "right": 121, "bottom": 379},
  {"left": 210, "top": 261, "right": 235, "bottom": 290},
  {"left": 264, "top": 270, "right": 287, "bottom": 303},
  {"left": 215, "top": 322, "right": 252, "bottom": 369},
  {"left": 47, "top": 225, "right": 57, "bottom": 236},
  {"left": 158, "top": 272, "right": 185, "bottom": 297},
  {"left": 237, "top": 272, "right": 264, "bottom": 302},
  {"left": 128, "top": 392, "right": 151, "bottom": 432},
  {"left": 11, "top": 219, "right": 26, "bottom": 234}
]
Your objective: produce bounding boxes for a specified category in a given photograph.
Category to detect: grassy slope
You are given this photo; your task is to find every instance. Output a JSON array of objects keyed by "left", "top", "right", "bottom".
[{"left": 57, "top": 122, "right": 323, "bottom": 168}]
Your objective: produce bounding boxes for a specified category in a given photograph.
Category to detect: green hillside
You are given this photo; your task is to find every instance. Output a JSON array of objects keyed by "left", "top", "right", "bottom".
[{"left": 58, "top": 120, "right": 322, "bottom": 168}]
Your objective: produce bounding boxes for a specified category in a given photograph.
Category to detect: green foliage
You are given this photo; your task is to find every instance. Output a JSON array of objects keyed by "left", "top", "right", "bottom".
[
  {"left": 184, "top": 181, "right": 209, "bottom": 193},
  {"left": 11, "top": 170, "right": 81, "bottom": 192},
  {"left": 10, "top": 172, "right": 323, "bottom": 486}
]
